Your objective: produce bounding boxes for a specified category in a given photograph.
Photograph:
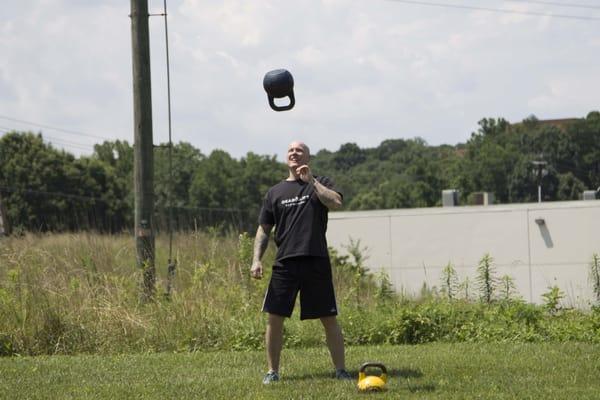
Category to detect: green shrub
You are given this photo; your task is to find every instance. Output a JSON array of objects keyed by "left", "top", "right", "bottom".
[
  {"left": 541, "top": 285, "right": 565, "bottom": 314},
  {"left": 1, "top": 234, "right": 600, "bottom": 356}
]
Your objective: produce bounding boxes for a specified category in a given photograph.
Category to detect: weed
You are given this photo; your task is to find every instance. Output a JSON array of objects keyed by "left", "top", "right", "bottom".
[
  {"left": 375, "top": 270, "right": 395, "bottom": 306},
  {"left": 499, "top": 275, "right": 518, "bottom": 301},
  {"left": 589, "top": 253, "right": 600, "bottom": 305},
  {"left": 440, "top": 262, "right": 459, "bottom": 300},
  {"left": 333, "top": 238, "right": 371, "bottom": 307},
  {"left": 346, "top": 238, "right": 370, "bottom": 307},
  {"left": 476, "top": 253, "right": 497, "bottom": 303},
  {"left": 541, "top": 285, "right": 565, "bottom": 315},
  {"left": 459, "top": 276, "right": 472, "bottom": 301}
]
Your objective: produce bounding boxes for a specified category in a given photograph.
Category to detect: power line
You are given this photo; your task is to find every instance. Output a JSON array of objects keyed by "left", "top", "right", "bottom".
[
  {"left": 0, "top": 114, "right": 113, "bottom": 141},
  {"left": 0, "top": 126, "right": 97, "bottom": 152},
  {"left": 387, "top": 0, "right": 600, "bottom": 20},
  {"left": 45, "top": 138, "right": 96, "bottom": 152},
  {"left": 43, "top": 136, "right": 93, "bottom": 148},
  {"left": 502, "top": 0, "right": 600, "bottom": 10}
]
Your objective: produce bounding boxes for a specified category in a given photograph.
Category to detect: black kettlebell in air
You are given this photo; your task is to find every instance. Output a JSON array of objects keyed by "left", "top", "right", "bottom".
[{"left": 263, "top": 69, "right": 295, "bottom": 112}]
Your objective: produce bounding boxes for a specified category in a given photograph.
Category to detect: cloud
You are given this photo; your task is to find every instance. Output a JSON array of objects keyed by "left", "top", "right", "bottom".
[
  {"left": 0, "top": 1, "right": 131, "bottom": 149},
  {"left": 1, "top": 0, "right": 599, "bottom": 158}
]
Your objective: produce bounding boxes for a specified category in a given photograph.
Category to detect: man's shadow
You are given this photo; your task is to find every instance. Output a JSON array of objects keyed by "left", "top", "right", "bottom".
[{"left": 285, "top": 367, "right": 435, "bottom": 391}]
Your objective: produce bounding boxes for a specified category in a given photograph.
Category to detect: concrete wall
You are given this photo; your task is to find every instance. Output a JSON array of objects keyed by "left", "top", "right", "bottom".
[{"left": 327, "top": 200, "right": 600, "bottom": 307}]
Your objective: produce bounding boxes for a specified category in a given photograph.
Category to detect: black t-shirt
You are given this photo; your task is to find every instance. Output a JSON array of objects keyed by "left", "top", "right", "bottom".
[{"left": 258, "top": 176, "right": 341, "bottom": 263}]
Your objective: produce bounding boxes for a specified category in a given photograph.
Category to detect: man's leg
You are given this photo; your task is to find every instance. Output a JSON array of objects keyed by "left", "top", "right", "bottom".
[
  {"left": 266, "top": 313, "right": 285, "bottom": 372},
  {"left": 320, "top": 315, "right": 345, "bottom": 370}
]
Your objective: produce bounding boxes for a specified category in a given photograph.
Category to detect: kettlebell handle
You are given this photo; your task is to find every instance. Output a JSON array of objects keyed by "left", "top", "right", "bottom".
[
  {"left": 268, "top": 93, "right": 295, "bottom": 112},
  {"left": 359, "top": 362, "right": 387, "bottom": 374},
  {"left": 358, "top": 362, "right": 388, "bottom": 383}
]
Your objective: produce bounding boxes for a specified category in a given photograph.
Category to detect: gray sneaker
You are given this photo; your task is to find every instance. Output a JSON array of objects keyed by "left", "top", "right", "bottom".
[
  {"left": 335, "top": 369, "right": 352, "bottom": 380},
  {"left": 263, "top": 370, "right": 280, "bottom": 384}
]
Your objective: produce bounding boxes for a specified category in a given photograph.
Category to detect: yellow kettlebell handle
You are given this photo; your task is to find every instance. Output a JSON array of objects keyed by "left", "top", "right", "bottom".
[{"left": 358, "top": 362, "right": 388, "bottom": 383}]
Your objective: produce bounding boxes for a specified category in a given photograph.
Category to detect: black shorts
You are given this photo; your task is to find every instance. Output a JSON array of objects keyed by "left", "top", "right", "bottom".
[{"left": 262, "top": 256, "right": 338, "bottom": 320}]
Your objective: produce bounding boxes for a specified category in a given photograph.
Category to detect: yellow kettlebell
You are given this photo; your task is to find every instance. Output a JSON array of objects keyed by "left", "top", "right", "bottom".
[{"left": 357, "top": 362, "right": 388, "bottom": 392}]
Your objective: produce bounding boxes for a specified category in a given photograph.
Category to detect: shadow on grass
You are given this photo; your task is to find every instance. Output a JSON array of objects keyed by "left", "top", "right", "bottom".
[
  {"left": 407, "top": 383, "right": 437, "bottom": 393},
  {"left": 285, "top": 367, "right": 424, "bottom": 382},
  {"left": 284, "top": 371, "right": 342, "bottom": 381},
  {"left": 389, "top": 368, "right": 423, "bottom": 379}
]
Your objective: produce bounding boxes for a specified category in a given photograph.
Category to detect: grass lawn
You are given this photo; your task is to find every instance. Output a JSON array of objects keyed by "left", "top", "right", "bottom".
[{"left": 1, "top": 342, "right": 599, "bottom": 399}]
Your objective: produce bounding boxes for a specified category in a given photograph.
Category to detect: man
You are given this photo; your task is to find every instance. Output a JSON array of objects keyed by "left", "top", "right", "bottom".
[{"left": 250, "top": 140, "right": 351, "bottom": 384}]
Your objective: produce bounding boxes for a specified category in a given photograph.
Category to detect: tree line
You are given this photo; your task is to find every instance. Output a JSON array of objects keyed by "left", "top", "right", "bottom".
[
  {"left": 314, "top": 112, "right": 600, "bottom": 210},
  {"left": 0, "top": 111, "right": 598, "bottom": 233}
]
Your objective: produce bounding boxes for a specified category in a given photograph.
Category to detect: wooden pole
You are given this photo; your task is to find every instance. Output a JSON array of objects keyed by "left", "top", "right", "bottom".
[
  {"left": 130, "top": 0, "right": 155, "bottom": 300},
  {"left": 0, "top": 192, "right": 10, "bottom": 236}
]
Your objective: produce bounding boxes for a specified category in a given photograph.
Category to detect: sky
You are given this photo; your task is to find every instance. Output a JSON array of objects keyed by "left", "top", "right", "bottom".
[{"left": 1, "top": 0, "right": 599, "bottom": 160}]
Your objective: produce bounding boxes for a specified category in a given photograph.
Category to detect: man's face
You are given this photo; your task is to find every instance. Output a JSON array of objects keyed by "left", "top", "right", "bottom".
[{"left": 287, "top": 141, "right": 309, "bottom": 169}]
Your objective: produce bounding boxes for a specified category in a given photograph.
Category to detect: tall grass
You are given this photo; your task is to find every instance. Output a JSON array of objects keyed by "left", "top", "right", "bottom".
[
  {"left": 0, "top": 231, "right": 266, "bottom": 355},
  {"left": 1, "top": 232, "right": 600, "bottom": 357}
]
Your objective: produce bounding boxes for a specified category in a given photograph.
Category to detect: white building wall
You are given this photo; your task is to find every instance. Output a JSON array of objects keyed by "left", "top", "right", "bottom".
[{"left": 327, "top": 200, "right": 600, "bottom": 307}]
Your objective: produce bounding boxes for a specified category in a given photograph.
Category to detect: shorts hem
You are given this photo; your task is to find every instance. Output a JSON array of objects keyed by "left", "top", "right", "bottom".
[
  {"left": 299, "top": 311, "right": 338, "bottom": 321},
  {"left": 262, "top": 307, "right": 292, "bottom": 318}
]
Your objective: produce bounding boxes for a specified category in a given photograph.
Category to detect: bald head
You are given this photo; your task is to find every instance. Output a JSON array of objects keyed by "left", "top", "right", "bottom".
[
  {"left": 288, "top": 141, "right": 310, "bottom": 157},
  {"left": 286, "top": 141, "right": 310, "bottom": 172}
]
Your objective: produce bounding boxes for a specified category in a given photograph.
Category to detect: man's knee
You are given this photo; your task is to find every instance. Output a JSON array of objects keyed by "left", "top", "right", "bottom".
[
  {"left": 268, "top": 313, "right": 286, "bottom": 329},
  {"left": 320, "top": 315, "right": 340, "bottom": 331}
]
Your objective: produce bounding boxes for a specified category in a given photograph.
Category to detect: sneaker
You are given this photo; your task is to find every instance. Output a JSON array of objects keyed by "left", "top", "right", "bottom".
[
  {"left": 262, "top": 370, "right": 280, "bottom": 384},
  {"left": 335, "top": 369, "right": 352, "bottom": 380}
]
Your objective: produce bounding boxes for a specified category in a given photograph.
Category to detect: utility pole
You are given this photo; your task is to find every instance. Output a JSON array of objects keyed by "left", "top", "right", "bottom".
[
  {"left": 531, "top": 160, "right": 548, "bottom": 203},
  {"left": 0, "top": 192, "right": 10, "bottom": 236},
  {"left": 130, "top": 0, "right": 155, "bottom": 300}
]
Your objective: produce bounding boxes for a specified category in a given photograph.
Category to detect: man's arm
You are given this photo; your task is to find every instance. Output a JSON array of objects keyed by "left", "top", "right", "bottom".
[
  {"left": 311, "top": 177, "right": 343, "bottom": 210},
  {"left": 296, "top": 165, "right": 343, "bottom": 210},
  {"left": 250, "top": 224, "right": 273, "bottom": 279}
]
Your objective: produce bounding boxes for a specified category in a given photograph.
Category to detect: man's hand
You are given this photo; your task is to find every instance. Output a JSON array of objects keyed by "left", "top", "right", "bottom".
[
  {"left": 251, "top": 224, "right": 272, "bottom": 280},
  {"left": 250, "top": 260, "right": 263, "bottom": 279},
  {"left": 296, "top": 165, "right": 314, "bottom": 184}
]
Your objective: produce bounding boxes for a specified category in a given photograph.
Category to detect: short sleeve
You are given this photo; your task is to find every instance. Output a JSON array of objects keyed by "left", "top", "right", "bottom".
[
  {"left": 317, "top": 176, "right": 343, "bottom": 199},
  {"left": 258, "top": 190, "right": 275, "bottom": 225}
]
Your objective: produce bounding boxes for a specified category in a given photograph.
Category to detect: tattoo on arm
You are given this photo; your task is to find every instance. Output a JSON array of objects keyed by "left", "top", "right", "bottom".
[
  {"left": 312, "top": 179, "right": 343, "bottom": 210},
  {"left": 253, "top": 225, "right": 272, "bottom": 262}
]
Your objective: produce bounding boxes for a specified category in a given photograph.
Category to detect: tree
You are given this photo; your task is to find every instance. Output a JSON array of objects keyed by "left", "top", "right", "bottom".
[
  {"left": 332, "top": 142, "right": 366, "bottom": 170},
  {"left": 347, "top": 191, "right": 384, "bottom": 210},
  {"left": 3, "top": 109, "right": 600, "bottom": 231},
  {"left": 154, "top": 142, "right": 204, "bottom": 208},
  {"left": 0, "top": 132, "right": 129, "bottom": 231},
  {"left": 0, "top": 132, "right": 73, "bottom": 230},
  {"left": 556, "top": 172, "right": 586, "bottom": 200},
  {"left": 238, "top": 152, "right": 286, "bottom": 212},
  {"left": 93, "top": 140, "right": 134, "bottom": 225},
  {"left": 69, "top": 156, "right": 131, "bottom": 231},
  {"left": 191, "top": 149, "right": 241, "bottom": 208}
]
